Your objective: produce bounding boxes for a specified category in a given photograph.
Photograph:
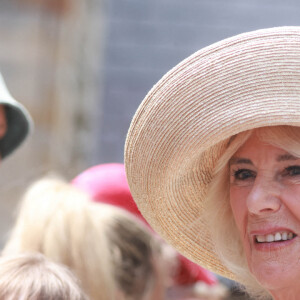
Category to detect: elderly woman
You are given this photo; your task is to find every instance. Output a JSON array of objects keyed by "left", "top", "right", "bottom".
[{"left": 125, "top": 27, "right": 300, "bottom": 300}]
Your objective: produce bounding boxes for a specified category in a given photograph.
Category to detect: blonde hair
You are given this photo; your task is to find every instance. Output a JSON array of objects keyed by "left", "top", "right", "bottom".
[
  {"left": 106, "top": 207, "right": 164, "bottom": 300},
  {"left": 3, "top": 178, "right": 114, "bottom": 300},
  {"left": 0, "top": 252, "right": 88, "bottom": 300},
  {"left": 3, "top": 178, "right": 167, "bottom": 300},
  {"left": 204, "top": 125, "right": 300, "bottom": 299}
]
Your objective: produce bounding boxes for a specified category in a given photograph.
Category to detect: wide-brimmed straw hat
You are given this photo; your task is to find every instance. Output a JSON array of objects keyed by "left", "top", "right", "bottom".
[
  {"left": 124, "top": 26, "right": 300, "bottom": 280},
  {"left": 0, "top": 73, "right": 32, "bottom": 159}
]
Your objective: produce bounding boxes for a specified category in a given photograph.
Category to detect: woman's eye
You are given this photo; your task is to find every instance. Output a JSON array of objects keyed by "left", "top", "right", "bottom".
[
  {"left": 283, "top": 165, "right": 300, "bottom": 177},
  {"left": 232, "top": 169, "right": 256, "bottom": 181}
]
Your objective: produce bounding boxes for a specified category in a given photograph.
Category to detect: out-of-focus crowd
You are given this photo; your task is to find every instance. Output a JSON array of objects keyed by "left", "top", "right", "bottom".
[{"left": 0, "top": 72, "right": 233, "bottom": 300}]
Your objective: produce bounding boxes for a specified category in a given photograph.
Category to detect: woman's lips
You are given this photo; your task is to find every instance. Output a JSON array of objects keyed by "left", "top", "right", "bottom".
[{"left": 249, "top": 227, "right": 297, "bottom": 251}]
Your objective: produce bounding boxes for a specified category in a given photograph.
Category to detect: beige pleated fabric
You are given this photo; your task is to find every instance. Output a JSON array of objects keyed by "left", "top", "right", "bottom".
[{"left": 125, "top": 26, "right": 300, "bottom": 279}]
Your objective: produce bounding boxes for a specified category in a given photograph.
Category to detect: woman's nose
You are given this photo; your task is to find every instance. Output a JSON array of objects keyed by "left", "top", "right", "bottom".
[{"left": 246, "top": 175, "right": 281, "bottom": 215}]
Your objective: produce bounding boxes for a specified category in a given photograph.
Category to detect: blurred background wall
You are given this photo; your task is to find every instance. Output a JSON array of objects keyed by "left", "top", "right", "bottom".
[
  {"left": 0, "top": 0, "right": 300, "bottom": 254},
  {"left": 97, "top": 0, "right": 300, "bottom": 163},
  {"left": 0, "top": 0, "right": 104, "bottom": 243}
]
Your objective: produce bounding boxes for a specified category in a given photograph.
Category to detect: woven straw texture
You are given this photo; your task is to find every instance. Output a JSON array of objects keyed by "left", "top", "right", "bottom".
[{"left": 125, "top": 27, "right": 300, "bottom": 280}]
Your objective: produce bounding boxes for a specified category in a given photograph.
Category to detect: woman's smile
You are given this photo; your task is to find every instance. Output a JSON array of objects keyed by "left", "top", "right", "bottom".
[
  {"left": 248, "top": 222, "right": 300, "bottom": 254},
  {"left": 251, "top": 227, "right": 297, "bottom": 252}
]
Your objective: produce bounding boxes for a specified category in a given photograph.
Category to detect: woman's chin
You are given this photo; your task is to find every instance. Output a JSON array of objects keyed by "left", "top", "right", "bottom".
[
  {"left": 245, "top": 237, "right": 300, "bottom": 293},
  {"left": 252, "top": 268, "right": 282, "bottom": 290},
  {"left": 250, "top": 261, "right": 295, "bottom": 292}
]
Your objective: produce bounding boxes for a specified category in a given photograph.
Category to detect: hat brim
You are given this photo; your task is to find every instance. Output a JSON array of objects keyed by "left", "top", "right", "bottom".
[{"left": 125, "top": 26, "right": 300, "bottom": 279}]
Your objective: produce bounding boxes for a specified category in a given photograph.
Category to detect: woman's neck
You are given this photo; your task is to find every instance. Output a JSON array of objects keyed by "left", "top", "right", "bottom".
[{"left": 271, "top": 286, "right": 300, "bottom": 300}]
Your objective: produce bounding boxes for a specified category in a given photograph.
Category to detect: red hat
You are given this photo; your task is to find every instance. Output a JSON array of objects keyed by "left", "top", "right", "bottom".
[
  {"left": 72, "top": 163, "right": 144, "bottom": 220},
  {"left": 72, "top": 163, "right": 217, "bottom": 285}
]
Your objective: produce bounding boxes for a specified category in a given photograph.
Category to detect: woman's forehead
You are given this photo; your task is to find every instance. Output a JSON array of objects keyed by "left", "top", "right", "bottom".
[
  {"left": 230, "top": 126, "right": 300, "bottom": 158},
  {"left": 231, "top": 134, "right": 296, "bottom": 163}
]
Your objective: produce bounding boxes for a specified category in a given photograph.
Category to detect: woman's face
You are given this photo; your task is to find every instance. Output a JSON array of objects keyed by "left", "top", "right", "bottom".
[
  {"left": 229, "top": 134, "right": 300, "bottom": 295},
  {"left": 0, "top": 105, "right": 6, "bottom": 139}
]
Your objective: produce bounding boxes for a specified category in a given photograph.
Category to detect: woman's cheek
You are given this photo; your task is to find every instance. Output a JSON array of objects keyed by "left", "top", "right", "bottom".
[
  {"left": 230, "top": 186, "right": 249, "bottom": 232},
  {"left": 281, "top": 185, "right": 300, "bottom": 221}
]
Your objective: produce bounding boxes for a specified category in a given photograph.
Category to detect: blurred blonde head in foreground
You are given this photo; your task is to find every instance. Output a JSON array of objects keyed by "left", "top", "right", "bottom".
[
  {"left": 3, "top": 177, "right": 170, "bottom": 300},
  {"left": 0, "top": 252, "right": 88, "bottom": 300}
]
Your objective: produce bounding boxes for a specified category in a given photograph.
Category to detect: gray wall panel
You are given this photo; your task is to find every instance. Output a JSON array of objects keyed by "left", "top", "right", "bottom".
[{"left": 96, "top": 0, "right": 300, "bottom": 163}]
